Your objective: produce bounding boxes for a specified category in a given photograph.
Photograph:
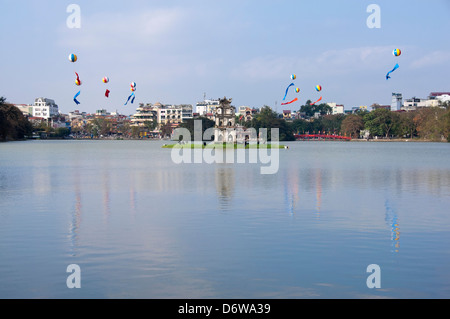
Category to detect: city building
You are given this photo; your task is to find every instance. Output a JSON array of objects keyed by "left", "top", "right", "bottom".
[
  {"left": 130, "top": 103, "right": 157, "bottom": 127},
  {"left": 429, "top": 92, "right": 450, "bottom": 104},
  {"left": 32, "top": 97, "right": 59, "bottom": 119},
  {"left": 238, "top": 106, "right": 258, "bottom": 122},
  {"left": 14, "top": 104, "right": 33, "bottom": 117},
  {"left": 283, "top": 110, "right": 292, "bottom": 120},
  {"left": 196, "top": 99, "right": 220, "bottom": 116},
  {"left": 403, "top": 97, "right": 439, "bottom": 111},
  {"left": 372, "top": 104, "right": 391, "bottom": 111},
  {"left": 158, "top": 104, "right": 183, "bottom": 127},
  {"left": 391, "top": 93, "right": 403, "bottom": 111},
  {"left": 327, "top": 103, "right": 345, "bottom": 115}
]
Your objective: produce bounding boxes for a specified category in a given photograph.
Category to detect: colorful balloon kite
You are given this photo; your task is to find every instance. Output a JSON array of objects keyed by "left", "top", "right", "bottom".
[
  {"left": 291, "top": 74, "right": 296, "bottom": 80},
  {"left": 393, "top": 49, "right": 401, "bottom": 57},
  {"left": 295, "top": 88, "right": 300, "bottom": 93},
  {"left": 103, "top": 77, "right": 110, "bottom": 98},
  {"left": 125, "top": 82, "right": 137, "bottom": 105},
  {"left": 69, "top": 54, "right": 77, "bottom": 63},
  {"left": 315, "top": 85, "right": 322, "bottom": 92}
]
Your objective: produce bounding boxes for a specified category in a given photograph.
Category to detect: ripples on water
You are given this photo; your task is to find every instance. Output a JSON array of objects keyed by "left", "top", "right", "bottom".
[{"left": 0, "top": 140, "right": 449, "bottom": 298}]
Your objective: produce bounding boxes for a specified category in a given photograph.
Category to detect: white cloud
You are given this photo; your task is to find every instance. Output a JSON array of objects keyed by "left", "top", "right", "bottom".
[
  {"left": 59, "top": 7, "right": 187, "bottom": 51},
  {"left": 410, "top": 51, "right": 450, "bottom": 69}
]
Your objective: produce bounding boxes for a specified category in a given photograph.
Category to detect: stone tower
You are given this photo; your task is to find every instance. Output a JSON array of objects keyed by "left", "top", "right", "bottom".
[{"left": 214, "top": 97, "right": 236, "bottom": 143}]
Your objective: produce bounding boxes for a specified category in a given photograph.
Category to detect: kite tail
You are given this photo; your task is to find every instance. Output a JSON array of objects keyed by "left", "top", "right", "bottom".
[
  {"left": 281, "top": 98, "right": 298, "bottom": 106},
  {"left": 283, "top": 83, "right": 295, "bottom": 101},
  {"left": 311, "top": 96, "right": 322, "bottom": 106}
]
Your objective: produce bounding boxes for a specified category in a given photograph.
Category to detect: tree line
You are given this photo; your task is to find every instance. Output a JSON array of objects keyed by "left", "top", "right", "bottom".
[{"left": 238, "top": 102, "right": 450, "bottom": 142}]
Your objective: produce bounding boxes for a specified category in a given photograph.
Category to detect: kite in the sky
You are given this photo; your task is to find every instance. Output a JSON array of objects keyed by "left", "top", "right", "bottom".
[
  {"left": 386, "top": 64, "right": 399, "bottom": 80},
  {"left": 291, "top": 74, "right": 296, "bottom": 80},
  {"left": 281, "top": 98, "right": 298, "bottom": 106},
  {"left": 125, "top": 82, "right": 137, "bottom": 105},
  {"left": 393, "top": 49, "right": 401, "bottom": 57},
  {"left": 311, "top": 97, "right": 323, "bottom": 106},
  {"left": 283, "top": 83, "right": 295, "bottom": 100},
  {"left": 315, "top": 85, "right": 322, "bottom": 92},
  {"left": 295, "top": 88, "right": 300, "bottom": 93},
  {"left": 103, "top": 77, "right": 110, "bottom": 97},
  {"left": 75, "top": 72, "right": 82, "bottom": 86},
  {"left": 124, "top": 92, "right": 135, "bottom": 106},
  {"left": 69, "top": 54, "right": 77, "bottom": 63},
  {"left": 74, "top": 91, "right": 81, "bottom": 105}
]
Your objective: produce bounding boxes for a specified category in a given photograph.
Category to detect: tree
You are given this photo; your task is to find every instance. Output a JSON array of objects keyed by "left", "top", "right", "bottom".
[
  {"left": 178, "top": 117, "right": 215, "bottom": 141},
  {"left": 341, "top": 114, "right": 364, "bottom": 138},
  {"left": 0, "top": 99, "right": 33, "bottom": 141},
  {"left": 363, "top": 108, "right": 399, "bottom": 138},
  {"left": 320, "top": 114, "right": 345, "bottom": 134},
  {"left": 247, "top": 106, "right": 294, "bottom": 141},
  {"left": 413, "top": 107, "right": 447, "bottom": 141},
  {"left": 397, "top": 111, "right": 417, "bottom": 138}
]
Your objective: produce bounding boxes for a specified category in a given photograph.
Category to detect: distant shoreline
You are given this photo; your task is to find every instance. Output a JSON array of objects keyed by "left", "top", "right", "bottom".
[
  {"left": 1, "top": 137, "right": 447, "bottom": 144},
  {"left": 349, "top": 138, "right": 448, "bottom": 143}
]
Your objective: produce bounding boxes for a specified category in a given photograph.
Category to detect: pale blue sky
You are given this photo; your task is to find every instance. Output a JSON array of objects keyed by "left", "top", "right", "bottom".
[{"left": 1, "top": 0, "right": 449, "bottom": 114}]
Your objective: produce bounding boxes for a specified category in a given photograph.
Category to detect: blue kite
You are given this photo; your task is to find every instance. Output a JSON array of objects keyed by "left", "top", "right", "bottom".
[
  {"left": 74, "top": 91, "right": 81, "bottom": 105},
  {"left": 124, "top": 92, "right": 135, "bottom": 106},
  {"left": 283, "top": 83, "right": 295, "bottom": 100},
  {"left": 386, "top": 64, "right": 399, "bottom": 80}
]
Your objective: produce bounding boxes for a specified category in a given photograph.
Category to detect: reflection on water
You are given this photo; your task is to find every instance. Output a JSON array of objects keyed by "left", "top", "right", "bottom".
[
  {"left": 0, "top": 140, "right": 449, "bottom": 298},
  {"left": 215, "top": 166, "right": 235, "bottom": 211},
  {"left": 69, "top": 172, "right": 82, "bottom": 257},
  {"left": 385, "top": 200, "right": 400, "bottom": 254}
]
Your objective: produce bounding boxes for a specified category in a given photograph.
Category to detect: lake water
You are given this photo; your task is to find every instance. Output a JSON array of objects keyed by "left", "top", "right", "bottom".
[{"left": 0, "top": 140, "right": 449, "bottom": 299}]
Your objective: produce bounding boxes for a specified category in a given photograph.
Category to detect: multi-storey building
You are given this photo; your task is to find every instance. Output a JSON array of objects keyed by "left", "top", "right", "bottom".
[
  {"left": 391, "top": 93, "right": 403, "bottom": 111},
  {"left": 32, "top": 97, "right": 59, "bottom": 119},
  {"left": 196, "top": 99, "right": 220, "bottom": 116}
]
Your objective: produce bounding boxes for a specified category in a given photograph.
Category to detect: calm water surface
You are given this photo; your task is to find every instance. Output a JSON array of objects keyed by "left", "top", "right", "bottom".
[{"left": 0, "top": 140, "right": 449, "bottom": 298}]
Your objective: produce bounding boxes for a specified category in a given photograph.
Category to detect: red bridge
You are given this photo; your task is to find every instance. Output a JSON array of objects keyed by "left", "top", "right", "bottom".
[{"left": 294, "top": 134, "right": 352, "bottom": 141}]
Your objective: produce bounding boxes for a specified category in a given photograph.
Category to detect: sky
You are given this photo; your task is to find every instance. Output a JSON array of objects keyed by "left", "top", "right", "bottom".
[{"left": 1, "top": 0, "right": 450, "bottom": 114}]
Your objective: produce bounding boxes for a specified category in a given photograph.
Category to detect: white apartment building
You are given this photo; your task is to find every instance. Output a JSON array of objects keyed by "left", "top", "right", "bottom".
[
  {"left": 196, "top": 99, "right": 220, "bottom": 116},
  {"left": 403, "top": 97, "right": 439, "bottom": 111},
  {"left": 327, "top": 103, "right": 344, "bottom": 115},
  {"left": 32, "top": 97, "right": 59, "bottom": 119}
]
